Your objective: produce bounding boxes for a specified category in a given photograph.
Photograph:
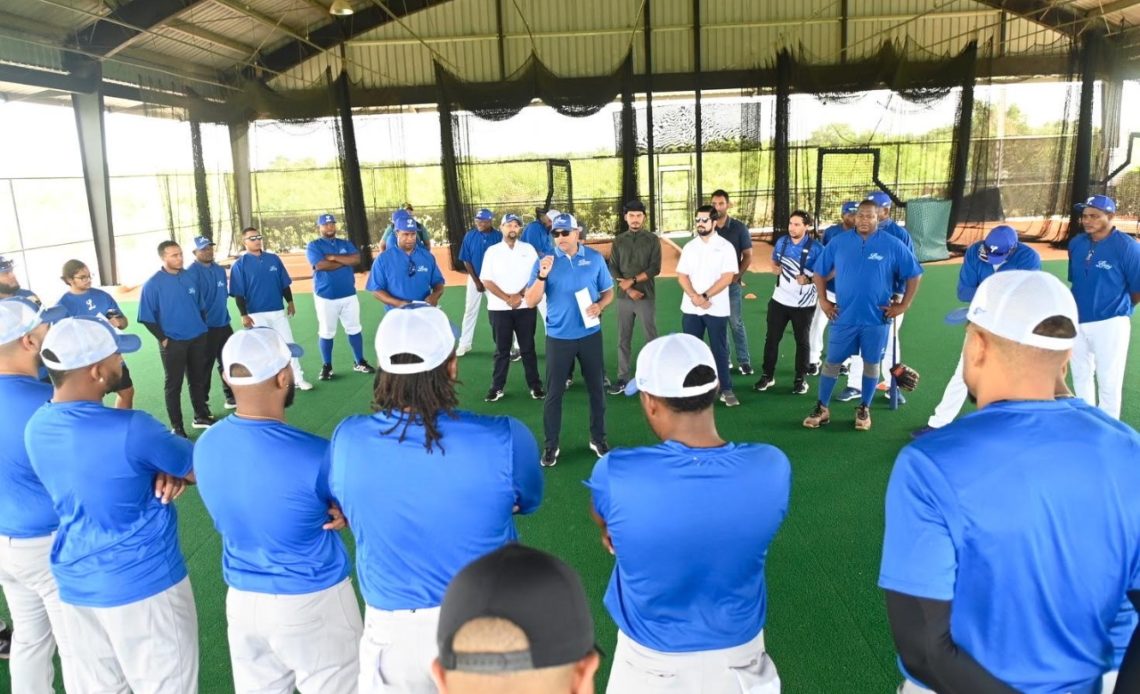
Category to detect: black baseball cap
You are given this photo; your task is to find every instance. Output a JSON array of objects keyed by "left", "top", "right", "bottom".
[
  {"left": 624, "top": 199, "right": 646, "bottom": 213},
  {"left": 437, "top": 544, "right": 596, "bottom": 673}
]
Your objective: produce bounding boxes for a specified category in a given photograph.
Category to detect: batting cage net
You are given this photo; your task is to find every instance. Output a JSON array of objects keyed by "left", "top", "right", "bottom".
[{"left": 546, "top": 160, "right": 573, "bottom": 214}]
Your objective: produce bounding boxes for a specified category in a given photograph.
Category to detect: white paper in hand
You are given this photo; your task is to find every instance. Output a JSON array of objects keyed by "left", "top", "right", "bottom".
[{"left": 575, "top": 288, "right": 600, "bottom": 327}]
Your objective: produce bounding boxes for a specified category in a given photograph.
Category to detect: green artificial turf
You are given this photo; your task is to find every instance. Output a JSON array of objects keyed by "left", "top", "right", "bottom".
[{"left": 2, "top": 259, "right": 1138, "bottom": 693}]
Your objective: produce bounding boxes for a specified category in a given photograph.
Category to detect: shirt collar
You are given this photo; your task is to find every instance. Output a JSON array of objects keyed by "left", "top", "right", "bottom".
[{"left": 554, "top": 244, "right": 586, "bottom": 259}]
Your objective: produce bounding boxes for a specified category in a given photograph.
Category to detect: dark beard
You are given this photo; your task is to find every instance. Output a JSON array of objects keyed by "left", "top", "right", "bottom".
[
  {"left": 967, "top": 391, "right": 977, "bottom": 405},
  {"left": 284, "top": 382, "right": 296, "bottom": 409},
  {"left": 696, "top": 229, "right": 713, "bottom": 237},
  {"left": 0, "top": 280, "right": 18, "bottom": 296},
  {"left": 104, "top": 375, "right": 124, "bottom": 396}
]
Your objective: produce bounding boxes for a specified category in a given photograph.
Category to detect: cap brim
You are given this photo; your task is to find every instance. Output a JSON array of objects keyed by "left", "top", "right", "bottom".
[
  {"left": 39, "top": 305, "right": 68, "bottom": 324},
  {"left": 1074, "top": 203, "right": 1113, "bottom": 213},
  {"left": 115, "top": 334, "right": 143, "bottom": 354},
  {"left": 944, "top": 307, "right": 970, "bottom": 325},
  {"left": 287, "top": 343, "right": 304, "bottom": 358},
  {"left": 985, "top": 252, "right": 1011, "bottom": 265},
  {"left": 624, "top": 380, "right": 640, "bottom": 396}
]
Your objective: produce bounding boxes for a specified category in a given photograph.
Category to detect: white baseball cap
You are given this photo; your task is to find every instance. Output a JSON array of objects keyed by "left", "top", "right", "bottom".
[
  {"left": 625, "top": 333, "right": 719, "bottom": 397},
  {"left": 966, "top": 270, "right": 1079, "bottom": 350},
  {"left": 40, "top": 316, "right": 141, "bottom": 371},
  {"left": 0, "top": 297, "right": 67, "bottom": 345},
  {"left": 222, "top": 327, "right": 304, "bottom": 386},
  {"left": 544, "top": 209, "right": 562, "bottom": 223},
  {"left": 375, "top": 303, "right": 457, "bottom": 375}
]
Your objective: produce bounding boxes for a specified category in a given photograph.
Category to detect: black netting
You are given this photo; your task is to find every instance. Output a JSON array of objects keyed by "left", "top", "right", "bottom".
[{"left": 332, "top": 70, "right": 372, "bottom": 270}]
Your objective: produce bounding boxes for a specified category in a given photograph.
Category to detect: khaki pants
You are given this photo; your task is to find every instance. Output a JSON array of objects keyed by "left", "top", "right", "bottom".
[{"left": 607, "top": 629, "right": 780, "bottom": 693}]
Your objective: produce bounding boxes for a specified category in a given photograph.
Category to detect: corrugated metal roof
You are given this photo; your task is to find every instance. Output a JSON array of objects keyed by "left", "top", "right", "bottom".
[{"left": 0, "top": 0, "right": 107, "bottom": 35}]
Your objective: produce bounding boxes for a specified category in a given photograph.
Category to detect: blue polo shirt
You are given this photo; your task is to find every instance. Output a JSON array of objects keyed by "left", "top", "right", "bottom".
[
  {"left": 879, "top": 400, "right": 1140, "bottom": 693},
  {"left": 365, "top": 245, "right": 444, "bottom": 309},
  {"left": 381, "top": 221, "right": 430, "bottom": 250},
  {"left": 138, "top": 268, "right": 208, "bottom": 341},
  {"left": 521, "top": 221, "right": 554, "bottom": 255},
  {"left": 330, "top": 410, "right": 543, "bottom": 610},
  {"left": 25, "top": 403, "right": 194, "bottom": 607},
  {"left": 813, "top": 230, "right": 923, "bottom": 326},
  {"left": 0, "top": 375, "right": 57, "bottom": 539},
  {"left": 186, "top": 261, "right": 230, "bottom": 328},
  {"left": 229, "top": 252, "right": 291, "bottom": 314},
  {"left": 195, "top": 416, "right": 350, "bottom": 595},
  {"left": 957, "top": 242, "right": 1042, "bottom": 302},
  {"left": 306, "top": 237, "right": 359, "bottom": 300},
  {"left": 527, "top": 244, "right": 614, "bottom": 340},
  {"left": 458, "top": 228, "right": 503, "bottom": 277},
  {"left": 1068, "top": 229, "right": 1140, "bottom": 323},
  {"left": 820, "top": 224, "right": 851, "bottom": 294},
  {"left": 57, "top": 288, "right": 121, "bottom": 319},
  {"left": 587, "top": 441, "right": 791, "bottom": 652}
]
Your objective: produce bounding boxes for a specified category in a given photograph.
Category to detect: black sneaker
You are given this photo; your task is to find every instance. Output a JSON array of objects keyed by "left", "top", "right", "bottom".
[
  {"left": 589, "top": 439, "right": 611, "bottom": 457},
  {"left": 224, "top": 396, "right": 237, "bottom": 409},
  {"left": 792, "top": 379, "right": 809, "bottom": 395},
  {"left": 353, "top": 360, "right": 376, "bottom": 374},
  {"left": 565, "top": 377, "right": 573, "bottom": 389},
  {"left": 541, "top": 447, "right": 559, "bottom": 467},
  {"left": 839, "top": 363, "right": 850, "bottom": 376},
  {"left": 753, "top": 375, "right": 775, "bottom": 392},
  {"left": 484, "top": 388, "right": 504, "bottom": 402},
  {"left": 510, "top": 349, "right": 522, "bottom": 362},
  {"left": 191, "top": 415, "right": 217, "bottom": 429},
  {"left": 608, "top": 379, "right": 627, "bottom": 396},
  {"left": 319, "top": 363, "right": 334, "bottom": 381},
  {"left": 603, "top": 377, "right": 612, "bottom": 391},
  {"left": 0, "top": 625, "right": 10, "bottom": 659},
  {"left": 806, "top": 362, "right": 820, "bottom": 376},
  {"left": 530, "top": 385, "right": 545, "bottom": 399},
  {"left": 171, "top": 427, "right": 189, "bottom": 439},
  {"left": 739, "top": 363, "right": 755, "bottom": 376}
]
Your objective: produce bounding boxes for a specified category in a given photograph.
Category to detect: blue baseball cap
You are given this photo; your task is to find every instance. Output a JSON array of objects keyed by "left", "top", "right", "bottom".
[
  {"left": 40, "top": 315, "right": 141, "bottom": 370},
  {"left": 1075, "top": 195, "right": 1116, "bottom": 214},
  {"left": 551, "top": 213, "right": 579, "bottom": 231},
  {"left": 0, "top": 297, "right": 67, "bottom": 345},
  {"left": 866, "top": 191, "right": 892, "bottom": 208},
  {"left": 841, "top": 201, "right": 859, "bottom": 215},
  {"left": 193, "top": 236, "right": 215, "bottom": 251},
  {"left": 317, "top": 213, "right": 336, "bottom": 226},
  {"left": 501, "top": 213, "right": 522, "bottom": 226},
  {"left": 391, "top": 208, "right": 410, "bottom": 223},
  {"left": 395, "top": 215, "right": 419, "bottom": 232},
  {"left": 981, "top": 225, "right": 1018, "bottom": 265},
  {"left": 475, "top": 208, "right": 494, "bottom": 222},
  {"left": 0, "top": 256, "right": 13, "bottom": 273}
]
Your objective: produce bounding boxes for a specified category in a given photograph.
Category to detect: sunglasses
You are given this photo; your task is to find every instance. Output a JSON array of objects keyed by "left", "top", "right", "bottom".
[
  {"left": 407, "top": 258, "right": 418, "bottom": 277},
  {"left": 551, "top": 229, "right": 574, "bottom": 238},
  {"left": 694, "top": 217, "right": 712, "bottom": 223},
  {"left": 245, "top": 235, "right": 263, "bottom": 241}
]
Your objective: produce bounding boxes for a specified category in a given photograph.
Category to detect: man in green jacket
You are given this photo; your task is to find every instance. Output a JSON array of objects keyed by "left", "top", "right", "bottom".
[{"left": 607, "top": 200, "right": 661, "bottom": 395}]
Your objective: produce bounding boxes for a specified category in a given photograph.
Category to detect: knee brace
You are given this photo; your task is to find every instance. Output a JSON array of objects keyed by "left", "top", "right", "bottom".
[{"left": 822, "top": 362, "right": 843, "bottom": 378}]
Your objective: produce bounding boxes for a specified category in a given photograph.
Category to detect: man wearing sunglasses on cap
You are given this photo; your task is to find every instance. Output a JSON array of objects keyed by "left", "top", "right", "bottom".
[{"left": 367, "top": 215, "right": 446, "bottom": 310}]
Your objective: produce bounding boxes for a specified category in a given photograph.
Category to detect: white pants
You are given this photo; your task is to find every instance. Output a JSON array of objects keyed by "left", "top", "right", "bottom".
[
  {"left": 458, "top": 276, "right": 485, "bottom": 351},
  {"left": 248, "top": 310, "right": 305, "bottom": 382},
  {"left": 0, "top": 533, "right": 75, "bottom": 694},
  {"left": 60, "top": 576, "right": 199, "bottom": 694},
  {"left": 809, "top": 303, "right": 828, "bottom": 365},
  {"left": 1071, "top": 315, "right": 1132, "bottom": 419},
  {"left": 607, "top": 629, "right": 780, "bottom": 694},
  {"left": 358, "top": 605, "right": 439, "bottom": 694},
  {"left": 928, "top": 354, "right": 969, "bottom": 428},
  {"left": 313, "top": 295, "right": 363, "bottom": 340},
  {"left": 226, "top": 578, "right": 362, "bottom": 694},
  {"left": 900, "top": 670, "right": 1117, "bottom": 693}
]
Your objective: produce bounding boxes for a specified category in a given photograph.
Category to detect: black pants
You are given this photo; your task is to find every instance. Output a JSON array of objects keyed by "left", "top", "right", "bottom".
[
  {"left": 489, "top": 309, "right": 541, "bottom": 391},
  {"left": 205, "top": 325, "right": 235, "bottom": 401},
  {"left": 160, "top": 333, "right": 211, "bottom": 428},
  {"left": 761, "top": 299, "right": 815, "bottom": 381},
  {"left": 543, "top": 331, "right": 606, "bottom": 449}
]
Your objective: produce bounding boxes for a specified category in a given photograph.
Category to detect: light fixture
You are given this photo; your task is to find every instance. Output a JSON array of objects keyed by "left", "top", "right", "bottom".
[{"left": 329, "top": 0, "right": 354, "bottom": 16}]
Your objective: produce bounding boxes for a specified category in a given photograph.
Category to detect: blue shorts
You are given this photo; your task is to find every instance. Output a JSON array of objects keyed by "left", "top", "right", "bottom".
[{"left": 826, "top": 323, "right": 891, "bottom": 365}]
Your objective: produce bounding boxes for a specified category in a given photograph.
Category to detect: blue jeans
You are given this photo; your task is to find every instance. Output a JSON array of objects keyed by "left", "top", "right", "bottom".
[
  {"left": 728, "top": 283, "right": 751, "bottom": 366},
  {"left": 682, "top": 313, "right": 733, "bottom": 393}
]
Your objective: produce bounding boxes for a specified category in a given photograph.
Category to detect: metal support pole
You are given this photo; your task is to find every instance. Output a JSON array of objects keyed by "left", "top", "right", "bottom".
[
  {"left": 71, "top": 86, "right": 117, "bottom": 285},
  {"left": 229, "top": 121, "right": 253, "bottom": 230}
]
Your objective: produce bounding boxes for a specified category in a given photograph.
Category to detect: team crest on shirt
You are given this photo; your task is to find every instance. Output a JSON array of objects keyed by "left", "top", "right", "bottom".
[
  {"left": 217, "top": 280, "right": 224, "bottom": 287},
  {"left": 1096, "top": 260, "right": 1114, "bottom": 270},
  {"left": 868, "top": 253, "right": 885, "bottom": 261},
  {"left": 269, "top": 266, "right": 278, "bottom": 272},
  {"left": 188, "top": 287, "right": 196, "bottom": 295},
  {"left": 86, "top": 299, "right": 96, "bottom": 311},
  {"left": 577, "top": 259, "right": 591, "bottom": 267}
]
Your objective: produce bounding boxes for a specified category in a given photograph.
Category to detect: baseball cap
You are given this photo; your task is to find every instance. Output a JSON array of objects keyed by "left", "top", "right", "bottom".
[
  {"left": 0, "top": 297, "right": 67, "bottom": 345},
  {"left": 40, "top": 316, "right": 141, "bottom": 371},
  {"left": 222, "top": 327, "right": 303, "bottom": 386},
  {"left": 375, "top": 303, "right": 456, "bottom": 375},
  {"left": 544, "top": 209, "right": 562, "bottom": 223},
  {"left": 317, "top": 213, "right": 336, "bottom": 226},
  {"left": 395, "top": 215, "right": 419, "bottom": 232},
  {"left": 625, "top": 333, "right": 719, "bottom": 397},
  {"left": 551, "top": 213, "right": 579, "bottom": 231},
  {"left": 0, "top": 256, "right": 14, "bottom": 273},
  {"left": 193, "top": 236, "right": 215, "bottom": 251},
  {"left": 981, "top": 225, "right": 1018, "bottom": 265},
  {"left": 475, "top": 208, "right": 494, "bottom": 222},
  {"left": 624, "top": 199, "right": 646, "bottom": 213},
  {"left": 866, "top": 191, "right": 892, "bottom": 208},
  {"left": 437, "top": 544, "right": 596, "bottom": 673},
  {"left": 1075, "top": 194, "right": 1117, "bottom": 214},
  {"left": 501, "top": 213, "right": 522, "bottom": 226},
  {"left": 965, "top": 270, "right": 1079, "bottom": 350},
  {"left": 841, "top": 201, "right": 859, "bottom": 215},
  {"left": 391, "top": 208, "right": 410, "bottom": 223}
]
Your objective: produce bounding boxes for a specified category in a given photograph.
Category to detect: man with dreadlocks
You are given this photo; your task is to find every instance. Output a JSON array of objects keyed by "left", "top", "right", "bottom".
[{"left": 329, "top": 303, "right": 544, "bottom": 694}]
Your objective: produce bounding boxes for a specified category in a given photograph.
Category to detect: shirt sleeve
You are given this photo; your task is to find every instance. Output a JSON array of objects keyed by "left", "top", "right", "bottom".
[
  {"left": 675, "top": 246, "right": 692, "bottom": 277},
  {"left": 458, "top": 232, "right": 474, "bottom": 264},
  {"left": 229, "top": 259, "right": 245, "bottom": 298},
  {"left": 429, "top": 257, "right": 445, "bottom": 287},
  {"left": 896, "top": 244, "right": 924, "bottom": 281},
  {"left": 315, "top": 440, "right": 334, "bottom": 504},
  {"left": 1013, "top": 245, "right": 1042, "bottom": 271},
  {"left": 106, "top": 292, "right": 123, "bottom": 314},
  {"left": 305, "top": 241, "right": 323, "bottom": 268},
  {"left": 365, "top": 256, "right": 386, "bottom": 292},
  {"left": 585, "top": 456, "right": 611, "bottom": 519},
  {"left": 126, "top": 411, "right": 194, "bottom": 477},
  {"left": 736, "top": 220, "right": 753, "bottom": 250},
  {"left": 508, "top": 418, "right": 543, "bottom": 515},
  {"left": 878, "top": 446, "right": 959, "bottom": 601},
  {"left": 803, "top": 243, "right": 822, "bottom": 277},
  {"left": 596, "top": 253, "right": 614, "bottom": 292},
  {"left": 526, "top": 257, "right": 542, "bottom": 288},
  {"left": 1122, "top": 238, "right": 1140, "bottom": 294},
  {"left": 720, "top": 242, "right": 740, "bottom": 275},
  {"left": 343, "top": 239, "right": 359, "bottom": 254},
  {"left": 137, "top": 281, "right": 158, "bottom": 323},
  {"left": 957, "top": 251, "right": 981, "bottom": 303},
  {"left": 277, "top": 257, "right": 293, "bottom": 289},
  {"left": 478, "top": 247, "right": 496, "bottom": 283},
  {"left": 814, "top": 243, "right": 836, "bottom": 279}
]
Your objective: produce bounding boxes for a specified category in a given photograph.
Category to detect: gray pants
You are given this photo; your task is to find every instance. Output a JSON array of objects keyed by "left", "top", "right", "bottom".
[{"left": 616, "top": 296, "right": 658, "bottom": 382}]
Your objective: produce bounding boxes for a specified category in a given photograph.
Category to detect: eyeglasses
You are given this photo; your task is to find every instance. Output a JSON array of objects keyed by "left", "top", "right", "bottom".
[
  {"left": 551, "top": 229, "right": 574, "bottom": 237},
  {"left": 73, "top": 274, "right": 92, "bottom": 281},
  {"left": 245, "top": 235, "right": 263, "bottom": 241},
  {"left": 694, "top": 217, "right": 711, "bottom": 223},
  {"left": 407, "top": 258, "right": 418, "bottom": 277}
]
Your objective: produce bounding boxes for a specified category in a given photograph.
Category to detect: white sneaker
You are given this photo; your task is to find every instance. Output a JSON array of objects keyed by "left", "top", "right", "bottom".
[{"left": 296, "top": 380, "right": 314, "bottom": 391}]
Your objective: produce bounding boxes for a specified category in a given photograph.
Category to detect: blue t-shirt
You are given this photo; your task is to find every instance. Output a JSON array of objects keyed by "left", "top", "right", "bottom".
[
  {"left": 306, "top": 237, "right": 359, "bottom": 300},
  {"left": 813, "top": 230, "right": 923, "bottom": 326},
  {"left": 1068, "top": 229, "right": 1140, "bottom": 323},
  {"left": 879, "top": 400, "right": 1140, "bottom": 693},
  {"left": 25, "top": 403, "right": 194, "bottom": 607},
  {"left": 527, "top": 244, "right": 614, "bottom": 340},
  {"left": 0, "top": 376, "right": 57, "bottom": 538},
  {"left": 365, "top": 245, "right": 444, "bottom": 309},
  {"left": 229, "top": 252, "right": 292, "bottom": 314},
  {"left": 820, "top": 224, "right": 851, "bottom": 294},
  {"left": 330, "top": 410, "right": 543, "bottom": 610},
  {"left": 587, "top": 441, "right": 791, "bottom": 652},
  {"left": 381, "top": 221, "right": 430, "bottom": 250},
  {"left": 186, "top": 261, "right": 230, "bottom": 328},
  {"left": 57, "top": 288, "right": 121, "bottom": 319},
  {"left": 138, "top": 268, "right": 208, "bottom": 341},
  {"left": 458, "top": 228, "right": 503, "bottom": 277},
  {"left": 194, "top": 416, "right": 350, "bottom": 595},
  {"left": 957, "top": 242, "right": 1042, "bottom": 302},
  {"left": 521, "top": 221, "right": 554, "bottom": 255}
]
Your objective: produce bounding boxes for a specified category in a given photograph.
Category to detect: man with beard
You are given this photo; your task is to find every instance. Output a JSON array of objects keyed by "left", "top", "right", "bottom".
[
  {"left": 306, "top": 213, "right": 374, "bottom": 382},
  {"left": 0, "top": 256, "right": 40, "bottom": 302},
  {"left": 367, "top": 215, "right": 446, "bottom": 309},
  {"left": 607, "top": 200, "right": 661, "bottom": 395}
]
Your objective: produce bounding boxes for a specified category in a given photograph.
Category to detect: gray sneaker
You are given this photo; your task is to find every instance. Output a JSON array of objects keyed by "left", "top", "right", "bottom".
[{"left": 719, "top": 391, "right": 741, "bottom": 407}]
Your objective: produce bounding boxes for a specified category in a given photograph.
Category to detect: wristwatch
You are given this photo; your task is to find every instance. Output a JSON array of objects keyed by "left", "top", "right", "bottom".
[{"left": 701, "top": 292, "right": 709, "bottom": 300}]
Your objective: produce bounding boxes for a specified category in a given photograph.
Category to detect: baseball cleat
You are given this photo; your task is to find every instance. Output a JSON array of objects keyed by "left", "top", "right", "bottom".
[
  {"left": 792, "top": 380, "right": 809, "bottom": 395},
  {"left": 540, "top": 447, "right": 559, "bottom": 467},
  {"left": 565, "top": 377, "right": 574, "bottom": 389},
  {"left": 753, "top": 375, "right": 775, "bottom": 392},
  {"left": 806, "top": 363, "right": 820, "bottom": 376},
  {"left": 589, "top": 439, "right": 611, "bottom": 457},
  {"left": 509, "top": 349, "right": 522, "bottom": 362},
  {"left": 353, "top": 360, "right": 376, "bottom": 374},
  {"left": 484, "top": 388, "right": 504, "bottom": 402},
  {"left": 608, "top": 379, "right": 627, "bottom": 396},
  {"left": 224, "top": 397, "right": 237, "bottom": 409},
  {"left": 191, "top": 415, "right": 217, "bottom": 429},
  {"left": 803, "top": 403, "right": 830, "bottom": 428},
  {"left": 855, "top": 405, "right": 872, "bottom": 431},
  {"left": 319, "top": 364, "right": 334, "bottom": 381},
  {"left": 836, "top": 387, "right": 861, "bottom": 402},
  {"left": 529, "top": 385, "right": 546, "bottom": 399},
  {"left": 738, "top": 363, "right": 755, "bottom": 376}
]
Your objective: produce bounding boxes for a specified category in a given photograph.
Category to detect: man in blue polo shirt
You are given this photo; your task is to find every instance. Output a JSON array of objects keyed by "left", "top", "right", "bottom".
[
  {"left": 139, "top": 240, "right": 215, "bottom": 436},
  {"left": 1068, "top": 194, "right": 1140, "bottom": 420},
  {"left": 26, "top": 316, "right": 198, "bottom": 694},
  {"left": 367, "top": 215, "right": 446, "bottom": 309},
  {"left": 523, "top": 213, "right": 614, "bottom": 466},
  {"left": 186, "top": 236, "right": 236, "bottom": 409},
  {"left": 230, "top": 226, "right": 312, "bottom": 392},
  {"left": 0, "top": 298, "right": 74, "bottom": 694},
  {"left": 880, "top": 270, "right": 1140, "bottom": 694},
  {"left": 588, "top": 334, "right": 790, "bottom": 692},
  {"left": 378, "top": 205, "right": 430, "bottom": 253},
  {"left": 456, "top": 209, "right": 503, "bottom": 357},
  {"left": 330, "top": 304, "right": 542, "bottom": 694},
  {"left": 804, "top": 199, "right": 922, "bottom": 431},
  {"left": 196, "top": 328, "right": 361, "bottom": 693},
  {"left": 522, "top": 208, "right": 557, "bottom": 257},
  {"left": 808, "top": 201, "right": 857, "bottom": 374},
  {"left": 306, "top": 213, "right": 374, "bottom": 382}
]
